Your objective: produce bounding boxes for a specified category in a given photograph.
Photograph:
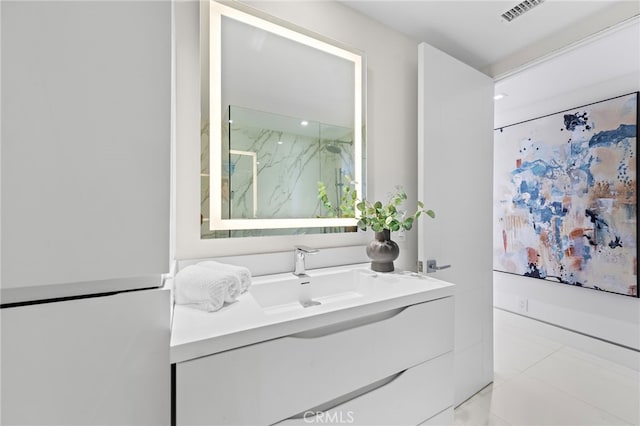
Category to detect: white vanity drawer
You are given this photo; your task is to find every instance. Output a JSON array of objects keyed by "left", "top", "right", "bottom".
[
  {"left": 419, "top": 407, "right": 454, "bottom": 425},
  {"left": 277, "top": 351, "right": 453, "bottom": 426},
  {"left": 176, "top": 297, "right": 453, "bottom": 425}
]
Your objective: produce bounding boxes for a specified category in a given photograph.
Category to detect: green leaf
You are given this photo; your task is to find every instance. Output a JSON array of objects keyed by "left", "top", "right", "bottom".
[
  {"left": 356, "top": 190, "right": 435, "bottom": 235},
  {"left": 426, "top": 209, "right": 435, "bottom": 218}
]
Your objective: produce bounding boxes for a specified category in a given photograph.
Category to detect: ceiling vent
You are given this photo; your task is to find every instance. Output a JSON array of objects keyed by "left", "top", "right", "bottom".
[{"left": 501, "top": 0, "right": 545, "bottom": 22}]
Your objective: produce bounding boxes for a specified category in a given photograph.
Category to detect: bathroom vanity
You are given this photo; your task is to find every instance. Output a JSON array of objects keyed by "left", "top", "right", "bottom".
[{"left": 171, "top": 264, "right": 455, "bottom": 425}]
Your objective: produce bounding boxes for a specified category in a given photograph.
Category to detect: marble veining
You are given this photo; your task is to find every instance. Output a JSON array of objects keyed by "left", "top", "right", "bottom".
[{"left": 201, "top": 106, "right": 354, "bottom": 238}]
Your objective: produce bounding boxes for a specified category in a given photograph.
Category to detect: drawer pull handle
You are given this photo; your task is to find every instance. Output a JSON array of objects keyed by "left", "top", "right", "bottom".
[
  {"left": 289, "top": 307, "right": 406, "bottom": 339},
  {"left": 287, "top": 368, "right": 408, "bottom": 421}
]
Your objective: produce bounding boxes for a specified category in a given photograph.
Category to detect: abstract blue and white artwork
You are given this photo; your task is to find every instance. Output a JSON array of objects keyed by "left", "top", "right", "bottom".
[{"left": 494, "top": 92, "right": 639, "bottom": 297}]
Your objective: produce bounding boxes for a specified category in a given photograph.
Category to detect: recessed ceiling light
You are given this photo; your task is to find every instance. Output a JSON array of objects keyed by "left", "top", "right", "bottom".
[
  {"left": 277, "top": 141, "right": 283, "bottom": 145},
  {"left": 494, "top": 93, "right": 508, "bottom": 100},
  {"left": 300, "top": 120, "right": 309, "bottom": 126}
]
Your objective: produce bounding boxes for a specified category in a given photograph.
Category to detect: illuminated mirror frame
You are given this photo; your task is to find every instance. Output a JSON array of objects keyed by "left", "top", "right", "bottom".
[{"left": 209, "top": 1, "right": 364, "bottom": 231}]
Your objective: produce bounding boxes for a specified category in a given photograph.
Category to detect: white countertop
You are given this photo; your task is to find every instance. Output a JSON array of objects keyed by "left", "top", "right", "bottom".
[{"left": 170, "top": 264, "right": 455, "bottom": 363}]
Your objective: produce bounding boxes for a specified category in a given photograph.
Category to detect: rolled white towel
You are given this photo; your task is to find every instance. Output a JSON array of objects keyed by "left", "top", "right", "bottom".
[
  {"left": 222, "top": 274, "right": 241, "bottom": 303},
  {"left": 198, "top": 261, "right": 252, "bottom": 293},
  {"left": 174, "top": 265, "right": 240, "bottom": 312}
]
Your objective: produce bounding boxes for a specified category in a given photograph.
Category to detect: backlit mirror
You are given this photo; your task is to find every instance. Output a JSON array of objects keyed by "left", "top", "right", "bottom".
[{"left": 202, "top": 1, "right": 365, "bottom": 238}]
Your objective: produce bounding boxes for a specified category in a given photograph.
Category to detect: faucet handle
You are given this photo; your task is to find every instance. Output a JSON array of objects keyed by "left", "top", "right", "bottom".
[{"left": 293, "top": 246, "right": 318, "bottom": 276}]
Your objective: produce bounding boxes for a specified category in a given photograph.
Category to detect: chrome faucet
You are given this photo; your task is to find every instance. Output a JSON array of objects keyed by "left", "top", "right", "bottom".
[{"left": 293, "top": 246, "right": 319, "bottom": 276}]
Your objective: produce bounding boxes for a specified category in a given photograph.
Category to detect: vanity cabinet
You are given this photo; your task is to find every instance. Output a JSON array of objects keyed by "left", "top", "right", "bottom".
[
  {"left": 1, "top": 0, "right": 170, "bottom": 302},
  {"left": 175, "top": 296, "right": 454, "bottom": 425}
]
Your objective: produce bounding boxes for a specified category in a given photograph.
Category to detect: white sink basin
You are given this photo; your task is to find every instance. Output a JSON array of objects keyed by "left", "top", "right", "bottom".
[
  {"left": 171, "top": 263, "right": 455, "bottom": 363},
  {"left": 250, "top": 269, "right": 378, "bottom": 312}
]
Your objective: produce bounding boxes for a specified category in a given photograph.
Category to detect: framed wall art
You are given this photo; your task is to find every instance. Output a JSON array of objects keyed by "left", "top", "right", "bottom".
[{"left": 494, "top": 92, "right": 639, "bottom": 297}]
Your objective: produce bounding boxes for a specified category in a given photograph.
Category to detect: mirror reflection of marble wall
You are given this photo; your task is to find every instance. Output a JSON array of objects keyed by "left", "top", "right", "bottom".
[{"left": 201, "top": 107, "right": 354, "bottom": 239}]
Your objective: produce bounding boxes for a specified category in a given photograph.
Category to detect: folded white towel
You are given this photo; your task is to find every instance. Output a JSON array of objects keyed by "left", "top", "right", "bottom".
[
  {"left": 174, "top": 265, "right": 241, "bottom": 312},
  {"left": 198, "top": 261, "right": 252, "bottom": 293}
]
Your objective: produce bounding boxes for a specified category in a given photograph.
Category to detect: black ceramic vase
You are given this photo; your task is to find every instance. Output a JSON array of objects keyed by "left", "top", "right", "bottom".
[{"left": 366, "top": 229, "right": 399, "bottom": 272}]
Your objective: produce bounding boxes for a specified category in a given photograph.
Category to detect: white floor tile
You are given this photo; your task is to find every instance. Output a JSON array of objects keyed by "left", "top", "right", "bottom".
[
  {"left": 456, "top": 308, "right": 638, "bottom": 426},
  {"left": 495, "top": 308, "right": 640, "bottom": 372},
  {"left": 492, "top": 364, "right": 519, "bottom": 389},
  {"left": 524, "top": 347, "right": 640, "bottom": 425},
  {"left": 493, "top": 327, "right": 559, "bottom": 373},
  {"left": 557, "top": 346, "right": 640, "bottom": 378},
  {"left": 489, "top": 375, "right": 631, "bottom": 426},
  {"left": 454, "top": 385, "right": 510, "bottom": 426}
]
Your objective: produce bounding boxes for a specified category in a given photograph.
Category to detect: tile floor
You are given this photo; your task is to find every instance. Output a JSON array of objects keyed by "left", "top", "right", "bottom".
[{"left": 454, "top": 309, "right": 640, "bottom": 426}]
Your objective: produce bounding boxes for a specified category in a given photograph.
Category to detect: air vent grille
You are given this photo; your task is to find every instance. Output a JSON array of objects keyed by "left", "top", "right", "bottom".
[{"left": 501, "top": 0, "right": 545, "bottom": 22}]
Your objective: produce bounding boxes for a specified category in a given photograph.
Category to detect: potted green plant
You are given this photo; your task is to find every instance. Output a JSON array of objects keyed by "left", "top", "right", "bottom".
[{"left": 356, "top": 189, "right": 435, "bottom": 272}]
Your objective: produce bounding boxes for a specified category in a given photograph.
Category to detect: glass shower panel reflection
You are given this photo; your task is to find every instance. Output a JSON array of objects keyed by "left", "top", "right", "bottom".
[
  {"left": 319, "top": 122, "right": 355, "bottom": 218},
  {"left": 225, "top": 106, "right": 354, "bottom": 222},
  {"left": 228, "top": 150, "right": 256, "bottom": 219}
]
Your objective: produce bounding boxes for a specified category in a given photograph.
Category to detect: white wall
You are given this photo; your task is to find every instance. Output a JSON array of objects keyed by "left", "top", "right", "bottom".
[
  {"left": 494, "top": 20, "right": 640, "bottom": 352},
  {"left": 175, "top": 1, "right": 421, "bottom": 271}
]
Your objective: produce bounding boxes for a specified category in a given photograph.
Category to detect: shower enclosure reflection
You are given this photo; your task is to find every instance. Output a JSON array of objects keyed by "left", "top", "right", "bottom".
[{"left": 202, "top": 106, "right": 355, "bottom": 239}]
